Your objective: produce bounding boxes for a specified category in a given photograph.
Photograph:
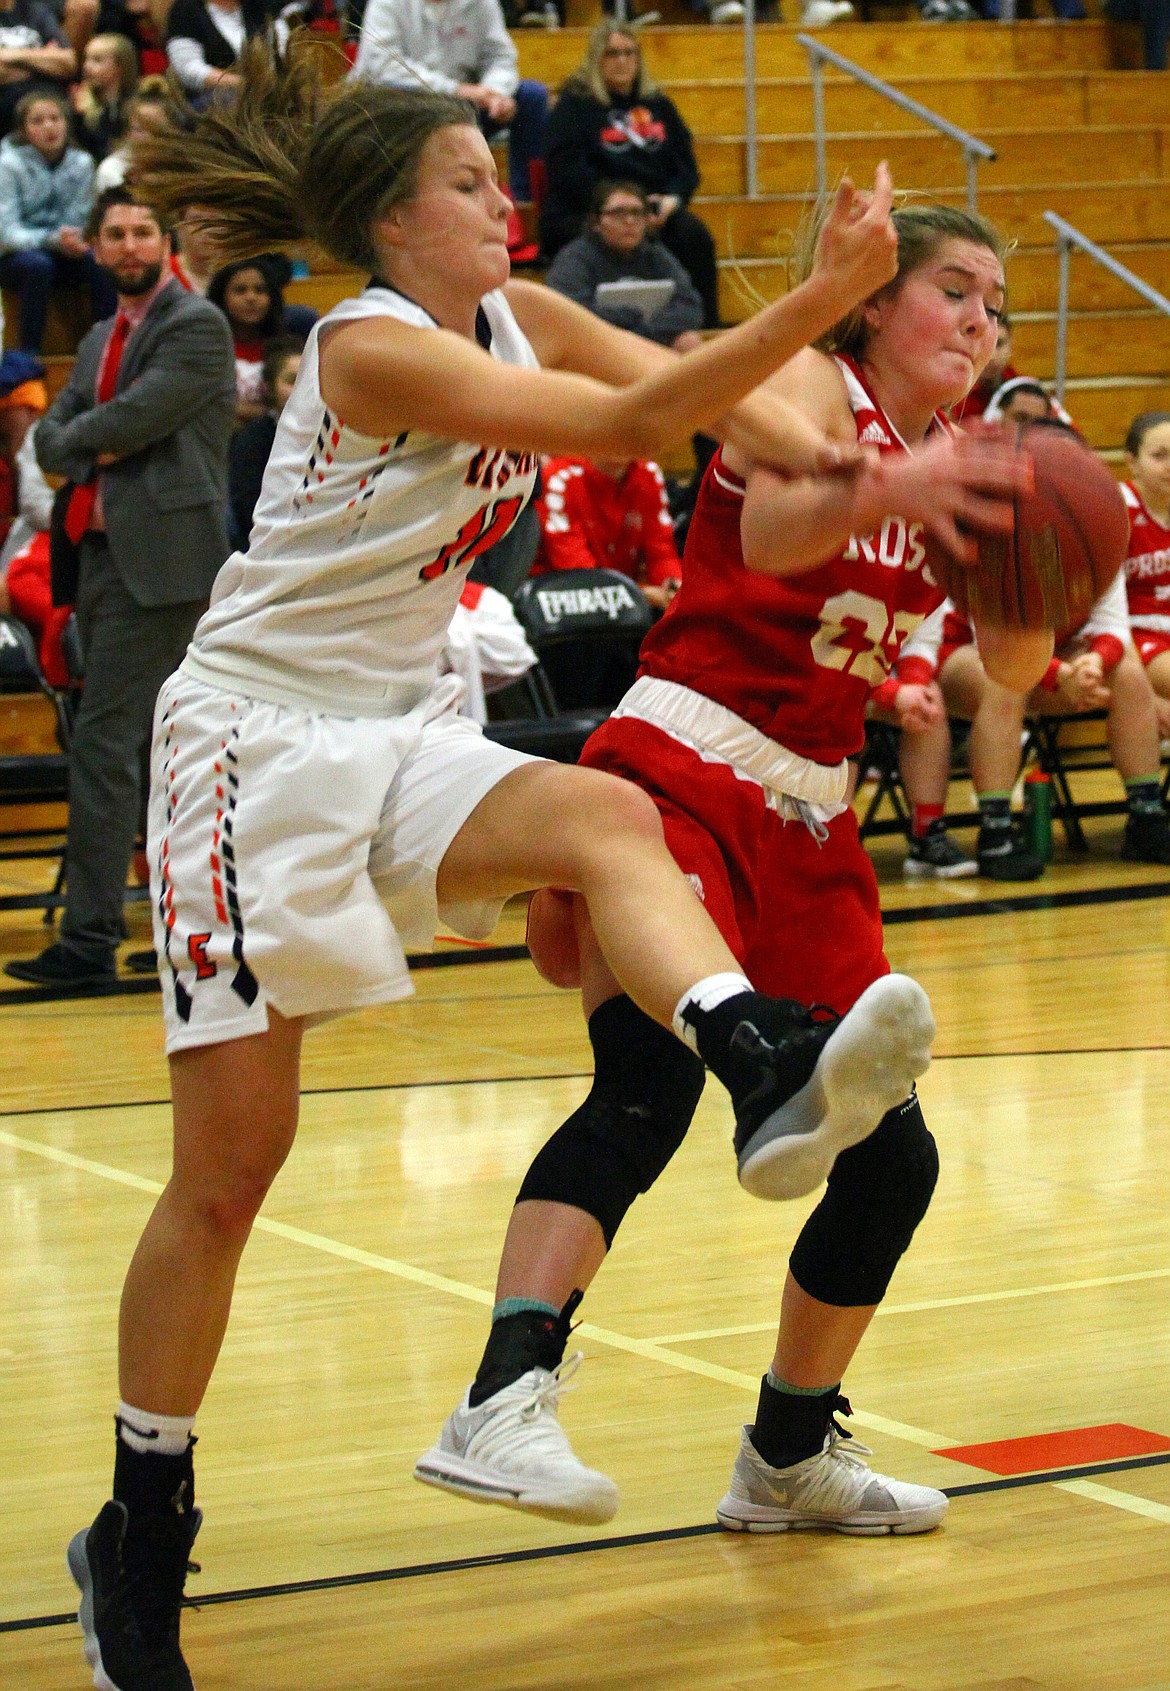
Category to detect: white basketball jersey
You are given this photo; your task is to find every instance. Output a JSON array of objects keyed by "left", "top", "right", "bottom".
[{"left": 183, "top": 286, "right": 540, "bottom": 715}]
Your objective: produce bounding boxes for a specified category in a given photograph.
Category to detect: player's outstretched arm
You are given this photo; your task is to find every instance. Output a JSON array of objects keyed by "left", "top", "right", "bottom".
[{"left": 321, "top": 168, "right": 900, "bottom": 463}]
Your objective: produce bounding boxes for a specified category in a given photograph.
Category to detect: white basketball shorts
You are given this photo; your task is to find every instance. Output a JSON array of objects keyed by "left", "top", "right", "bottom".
[{"left": 147, "top": 670, "right": 536, "bottom": 1053}]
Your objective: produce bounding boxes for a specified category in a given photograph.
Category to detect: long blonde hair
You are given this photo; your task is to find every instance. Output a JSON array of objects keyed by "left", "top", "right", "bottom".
[
  {"left": 561, "top": 20, "right": 659, "bottom": 104},
  {"left": 76, "top": 33, "right": 140, "bottom": 122},
  {"left": 129, "top": 37, "right": 476, "bottom": 273}
]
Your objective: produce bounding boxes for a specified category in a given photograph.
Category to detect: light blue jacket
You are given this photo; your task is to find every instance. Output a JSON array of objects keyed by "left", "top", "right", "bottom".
[{"left": 0, "top": 135, "right": 96, "bottom": 254}]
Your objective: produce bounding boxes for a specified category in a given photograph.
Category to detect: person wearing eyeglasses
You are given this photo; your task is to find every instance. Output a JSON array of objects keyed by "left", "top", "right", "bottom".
[
  {"left": 545, "top": 179, "right": 703, "bottom": 352},
  {"left": 540, "top": 20, "right": 719, "bottom": 327}
]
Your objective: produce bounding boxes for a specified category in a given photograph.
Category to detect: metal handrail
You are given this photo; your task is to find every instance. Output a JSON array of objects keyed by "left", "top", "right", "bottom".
[
  {"left": 796, "top": 34, "right": 996, "bottom": 214},
  {"left": 1044, "top": 211, "right": 1170, "bottom": 406}
]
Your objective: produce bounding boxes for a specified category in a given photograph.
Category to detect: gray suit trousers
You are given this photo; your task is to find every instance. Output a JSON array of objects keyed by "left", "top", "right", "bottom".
[{"left": 61, "top": 536, "right": 204, "bottom": 962}]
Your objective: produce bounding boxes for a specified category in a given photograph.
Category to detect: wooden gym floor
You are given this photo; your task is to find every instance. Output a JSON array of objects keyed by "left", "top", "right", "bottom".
[{"left": 1, "top": 772, "right": 1169, "bottom": 1690}]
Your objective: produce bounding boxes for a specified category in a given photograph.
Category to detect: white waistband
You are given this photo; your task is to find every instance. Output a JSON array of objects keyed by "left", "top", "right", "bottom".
[
  {"left": 1131, "top": 614, "right": 1170, "bottom": 635},
  {"left": 612, "top": 675, "right": 850, "bottom": 814},
  {"left": 180, "top": 648, "right": 436, "bottom": 719}
]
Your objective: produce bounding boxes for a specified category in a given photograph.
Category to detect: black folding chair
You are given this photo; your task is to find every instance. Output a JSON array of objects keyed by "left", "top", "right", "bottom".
[{"left": 486, "top": 569, "right": 654, "bottom": 763}]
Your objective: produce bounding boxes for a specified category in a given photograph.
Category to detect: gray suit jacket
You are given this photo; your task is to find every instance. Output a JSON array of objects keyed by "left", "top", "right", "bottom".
[{"left": 36, "top": 280, "right": 237, "bottom": 609}]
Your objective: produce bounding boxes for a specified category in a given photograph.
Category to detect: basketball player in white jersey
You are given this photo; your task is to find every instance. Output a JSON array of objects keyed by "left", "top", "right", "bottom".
[{"left": 63, "top": 43, "right": 1029, "bottom": 1691}]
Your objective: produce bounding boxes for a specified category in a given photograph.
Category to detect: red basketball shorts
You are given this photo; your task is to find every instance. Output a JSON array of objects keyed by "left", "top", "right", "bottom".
[{"left": 582, "top": 716, "right": 888, "bottom": 1015}]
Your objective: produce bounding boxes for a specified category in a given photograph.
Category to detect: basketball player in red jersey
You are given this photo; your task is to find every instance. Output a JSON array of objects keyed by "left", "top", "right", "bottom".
[
  {"left": 1121, "top": 410, "right": 1170, "bottom": 737},
  {"left": 416, "top": 204, "right": 1049, "bottom": 1536}
]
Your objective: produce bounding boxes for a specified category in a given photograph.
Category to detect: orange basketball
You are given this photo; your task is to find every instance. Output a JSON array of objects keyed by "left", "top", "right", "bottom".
[{"left": 929, "top": 421, "right": 1130, "bottom": 630}]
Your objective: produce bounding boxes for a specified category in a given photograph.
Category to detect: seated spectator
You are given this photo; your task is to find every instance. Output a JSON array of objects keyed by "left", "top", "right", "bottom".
[
  {"left": 208, "top": 255, "right": 288, "bottom": 423},
  {"left": 534, "top": 453, "right": 681, "bottom": 612},
  {"left": 93, "top": 74, "right": 187, "bottom": 192},
  {"left": 951, "top": 312, "right": 1016, "bottom": 422},
  {"left": 0, "top": 89, "right": 115, "bottom": 352},
  {"left": 546, "top": 179, "right": 704, "bottom": 352},
  {"left": 938, "top": 577, "right": 1170, "bottom": 874},
  {"left": 541, "top": 21, "right": 719, "bottom": 327},
  {"left": 0, "top": 0, "right": 75, "bottom": 136},
  {"left": 72, "top": 29, "right": 137, "bottom": 161},
  {"left": 96, "top": 0, "right": 172, "bottom": 73},
  {"left": 440, "top": 578, "right": 536, "bottom": 724},
  {"left": 983, "top": 376, "right": 1073, "bottom": 429},
  {"left": 0, "top": 292, "right": 47, "bottom": 473},
  {"left": 228, "top": 333, "right": 300, "bottom": 548},
  {"left": 166, "top": 0, "right": 277, "bottom": 106},
  {"left": 1121, "top": 409, "right": 1170, "bottom": 738},
  {"left": 867, "top": 604, "right": 976, "bottom": 879},
  {"left": 349, "top": 0, "right": 547, "bottom": 203}
]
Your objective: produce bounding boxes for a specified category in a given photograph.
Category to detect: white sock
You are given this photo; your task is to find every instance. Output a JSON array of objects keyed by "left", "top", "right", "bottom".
[
  {"left": 671, "top": 972, "right": 753, "bottom": 1052},
  {"left": 117, "top": 1400, "right": 196, "bottom": 1457}
]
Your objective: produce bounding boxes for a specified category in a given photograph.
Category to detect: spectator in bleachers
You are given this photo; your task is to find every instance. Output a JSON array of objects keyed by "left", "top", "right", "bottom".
[
  {"left": 867, "top": 603, "right": 976, "bottom": 879},
  {"left": 84, "top": 0, "right": 171, "bottom": 76},
  {"left": 1, "top": 421, "right": 72, "bottom": 682},
  {"left": 227, "top": 332, "right": 299, "bottom": 548},
  {"left": 540, "top": 20, "right": 720, "bottom": 328},
  {"left": 71, "top": 30, "right": 137, "bottom": 161},
  {"left": 938, "top": 577, "right": 1170, "bottom": 874},
  {"left": 1121, "top": 409, "right": 1170, "bottom": 738},
  {"left": 166, "top": 0, "right": 277, "bottom": 106},
  {"left": 534, "top": 453, "right": 682, "bottom": 611},
  {"left": 0, "top": 88, "right": 115, "bottom": 351},
  {"left": 951, "top": 312, "right": 1016, "bottom": 421},
  {"left": 208, "top": 255, "right": 288, "bottom": 423},
  {"left": 545, "top": 180, "right": 704, "bottom": 352},
  {"left": 0, "top": 0, "right": 76, "bottom": 136},
  {"left": 349, "top": 0, "right": 548, "bottom": 202},
  {"left": 983, "top": 375, "right": 1073, "bottom": 428},
  {"left": 93, "top": 75, "right": 186, "bottom": 192}
]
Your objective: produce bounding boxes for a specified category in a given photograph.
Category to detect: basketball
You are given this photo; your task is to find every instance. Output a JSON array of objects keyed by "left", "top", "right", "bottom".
[{"left": 930, "top": 421, "right": 1130, "bottom": 629}]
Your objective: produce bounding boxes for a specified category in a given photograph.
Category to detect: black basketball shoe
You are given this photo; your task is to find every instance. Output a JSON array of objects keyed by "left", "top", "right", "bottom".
[
  {"left": 68, "top": 1497, "right": 201, "bottom": 1691},
  {"left": 1122, "top": 808, "right": 1170, "bottom": 865},
  {"left": 731, "top": 975, "right": 935, "bottom": 1201}
]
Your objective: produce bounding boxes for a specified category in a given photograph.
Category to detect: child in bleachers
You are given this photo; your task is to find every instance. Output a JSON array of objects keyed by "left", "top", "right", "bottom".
[
  {"left": 208, "top": 255, "right": 287, "bottom": 424},
  {"left": 937, "top": 575, "right": 1170, "bottom": 873},
  {"left": 227, "top": 334, "right": 300, "bottom": 549},
  {"left": 1120, "top": 409, "right": 1170, "bottom": 738},
  {"left": 0, "top": 88, "right": 114, "bottom": 352},
  {"left": 868, "top": 604, "right": 976, "bottom": 878},
  {"left": 72, "top": 30, "right": 137, "bottom": 161},
  {"left": 534, "top": 453, "right": 682, "bottom": 610}
]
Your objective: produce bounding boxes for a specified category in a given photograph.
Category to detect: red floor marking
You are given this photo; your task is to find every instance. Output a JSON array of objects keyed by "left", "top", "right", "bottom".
[{"left": 938, "top": 1423, "right": 1170, "bottom": 1475}]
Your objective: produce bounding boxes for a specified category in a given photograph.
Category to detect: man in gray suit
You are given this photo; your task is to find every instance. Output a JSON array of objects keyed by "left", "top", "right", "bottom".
[{"left": 6, "top": 188, "right": 236, "bottom": 991}]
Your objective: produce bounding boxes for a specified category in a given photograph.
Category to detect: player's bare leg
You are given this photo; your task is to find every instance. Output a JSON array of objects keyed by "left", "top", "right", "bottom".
[
  {"left": 71, "top": 1011, "right": 306, "bottom": 1691},
  {"left": 1099, "top": 647, "right": 1170, "bottom": 861}
]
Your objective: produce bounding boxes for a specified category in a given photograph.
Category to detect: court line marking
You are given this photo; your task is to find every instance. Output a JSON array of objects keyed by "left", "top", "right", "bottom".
[
  {"left": 7, "top": 1453, "right": 1170, "bottom": 1637},
  {"left": 1053, "top": 1478, "right": 1170, "bottom": 1523},
  {"left": 649, "top": 1266, "right": 1170, "bottom": 1343},
  {"left": 6, "top": 1129, "right": 1169, "bottom": 1513}
]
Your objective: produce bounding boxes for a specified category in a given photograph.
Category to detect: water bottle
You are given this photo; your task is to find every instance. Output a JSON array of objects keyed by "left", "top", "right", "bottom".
[{"left": 1023, "top": 770, "right": 1053, "bottom": 861}]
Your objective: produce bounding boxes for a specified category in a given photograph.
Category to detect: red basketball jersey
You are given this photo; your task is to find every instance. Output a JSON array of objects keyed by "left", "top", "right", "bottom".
[
  {"left": 638, "top": 356, "right": 948, "bottom": 763},
  {"left": 1121, "top": 480, "right": 1170, "bottom": 630}
]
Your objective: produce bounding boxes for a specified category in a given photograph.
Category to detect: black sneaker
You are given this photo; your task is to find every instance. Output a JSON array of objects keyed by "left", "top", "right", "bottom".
[
  {"left": 903, "top": 823, "right": 977, "bottom": 880},
  {"left": 68, "top": 1499, "right": 201, "bottom": 1691},
  {"left": 731, "top": 975, "right": 935, "bottom": 1202},
  {"left": 1121, "top": 808, "right": 1170, "bottom": 865},
  {"left": 4, "top": 941, "right": 116, "bottom": 992},
  {"left": 976, "top": 822, "right": 1045, "bottom": 881}
]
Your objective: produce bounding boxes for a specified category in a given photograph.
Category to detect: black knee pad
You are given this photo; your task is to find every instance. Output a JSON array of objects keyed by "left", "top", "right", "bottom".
[
  {"left": 788, "top": 1090, "right": 939, "bottom": 1307},
  {"left": 516, "top": 994, "right": 706, "bottom": 1247}
]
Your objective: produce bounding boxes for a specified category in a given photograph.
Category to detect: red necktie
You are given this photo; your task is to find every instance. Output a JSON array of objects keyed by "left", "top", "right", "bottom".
[{"left": 64, "top": 313, "right": 131, "bottom": 545}]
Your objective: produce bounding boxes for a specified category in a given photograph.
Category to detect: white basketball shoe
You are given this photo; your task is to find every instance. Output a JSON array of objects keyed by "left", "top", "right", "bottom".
[
  {"left": 717, "top": 1422, "right": 948, "bottom": 1535},
  {"left": 414, "top": 1354, "right": 619, "bottom": 1525}
]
